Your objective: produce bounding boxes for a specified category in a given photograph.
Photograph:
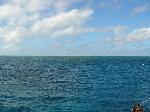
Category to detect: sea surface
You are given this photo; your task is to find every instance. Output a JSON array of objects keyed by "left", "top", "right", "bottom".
[{"left": 0, "top": 56, "right": 150, "bottom": 112}]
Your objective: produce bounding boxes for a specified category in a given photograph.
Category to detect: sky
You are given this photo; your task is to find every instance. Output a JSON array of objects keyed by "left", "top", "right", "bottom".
[{"left": 0, "top": 0, "right": 150, "bottom": 56}]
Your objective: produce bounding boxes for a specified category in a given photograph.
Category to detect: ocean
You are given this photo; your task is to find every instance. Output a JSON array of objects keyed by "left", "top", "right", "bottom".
[{"left": 0, "top": 56, "right": 150, "bottom": 112}]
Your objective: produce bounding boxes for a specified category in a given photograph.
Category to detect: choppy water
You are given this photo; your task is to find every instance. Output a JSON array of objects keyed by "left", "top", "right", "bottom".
[{"left": 0, "top": 56, "right": 150, "bottom": 112}]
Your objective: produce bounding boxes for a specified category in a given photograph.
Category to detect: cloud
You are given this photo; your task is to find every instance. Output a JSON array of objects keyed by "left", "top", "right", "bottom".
[
  {"left": 133, "top": 3, "right": 149, "bottom": 14},
  {"left": 98, "top": 0, "right": 121, "bottom": 9},
  {"left": 31, "top": 8, "right": 93, "bottom": 37},
  {"left": 0, "top": 3, "right": 23, "bottom": 19},
  {"left": 52, "top": 0, "right": 70, "bottom": 11},
  {"left": 0, "top": 27, "right": 26, "bottom": 43},
  {"left": 0, "top": 0, "right": 93, "bottom": 51},
  {"left": 25, "top": 0, "right": 50, "bottom": 12},
  {"left": 113, "top": 27, "right": 150, "bottom": 45}
]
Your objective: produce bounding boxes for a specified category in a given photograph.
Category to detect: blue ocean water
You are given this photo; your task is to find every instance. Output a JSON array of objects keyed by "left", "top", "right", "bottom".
[{"left": 0, "top": 56, "right": 150, "bottom": 112}]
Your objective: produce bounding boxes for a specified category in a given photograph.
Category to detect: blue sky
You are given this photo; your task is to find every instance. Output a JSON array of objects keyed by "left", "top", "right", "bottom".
[{"left": 0, "top": 0, "right": 150, "bottom": 56}]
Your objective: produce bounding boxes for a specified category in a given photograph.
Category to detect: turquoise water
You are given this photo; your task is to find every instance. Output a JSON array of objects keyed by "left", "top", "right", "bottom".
[{"left": 0, "top": 56, "right": 150, "bottom": 112}]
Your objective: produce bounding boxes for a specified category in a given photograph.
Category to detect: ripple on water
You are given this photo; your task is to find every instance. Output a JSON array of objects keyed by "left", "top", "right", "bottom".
[{"left": 0, "top": 56, "right": 150, "bottom": 112}]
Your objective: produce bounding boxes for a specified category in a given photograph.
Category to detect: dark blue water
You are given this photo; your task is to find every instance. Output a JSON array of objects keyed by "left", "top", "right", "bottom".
[{"left": 0, "top": 56, "right": 150, "bottom": 112}]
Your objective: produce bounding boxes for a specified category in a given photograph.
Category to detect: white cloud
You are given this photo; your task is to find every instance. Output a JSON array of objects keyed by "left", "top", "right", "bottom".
[
  {"left": 0, "top": 26, "right": 27, "bottom": 45},
  {"left": 51, "top": 27, "right": 95, "bottom": 37},
  {"left": 0, "top": 0, "right": 94, "bottom": 51},
  {"left": 25, "top": 0, "right": 50, "bottom": 13},
  {"left": 98, "top": 0, "right": 121, "bottom": 9},
  {"left": 126, "top": 27, "right": 150, "bottom": 42},
  {"left": 113, "top": 27, "right": 150, "bottom": 45},
  {"left": 31, "top": 8, "right": 93, "bottom": 37},
  {"left": 133, "top": 3, "right": 149, "bottom": 14},
  {"left": 52, "top": 0, "right": 70, "bottom": 11},
  {"left": 0, "top": 3, "right": 23, "bottom": 19},
  {"left": 10, "top": 0, "right": 26, "bottom": 5},
  {"left": 113, "top": 26, "right": 125, "bottom": 34},
  {"left": 11, "top": 0, "right": 50, "bottom": 12}
]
